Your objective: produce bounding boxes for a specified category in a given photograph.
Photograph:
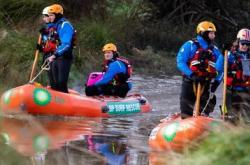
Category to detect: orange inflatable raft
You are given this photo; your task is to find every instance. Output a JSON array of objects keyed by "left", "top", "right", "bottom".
[
  {"left": 149, "top": 113, "right": 218, "bottom": 152},
  {"left": 0, "top": 83, "right": 151, "bottom": 117},
  {"left": 0, "top": 117, "right": 100, "bottom": 156}
]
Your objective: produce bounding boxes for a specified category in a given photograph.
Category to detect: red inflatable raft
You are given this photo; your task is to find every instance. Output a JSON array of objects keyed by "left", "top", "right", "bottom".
[
  {"left": 149, "top": 113, "right": 217, "bottom": 152},
  {"left": 0, "top": 83, "right": 151, "bottom": 117}
]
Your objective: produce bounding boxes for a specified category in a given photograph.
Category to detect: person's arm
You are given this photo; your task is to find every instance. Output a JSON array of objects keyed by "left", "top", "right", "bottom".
[
  {"left": 214, "top": 47, "right": 224, "bottom": 82},
  {"left": 176, "top": 41, "right": 194, "bottom": 77},
  {"left": 55, "top": 21, "right": 74, "bottom": 56},
  {"left": 95, "top": 62, "right": 121, "bottom": 86}
]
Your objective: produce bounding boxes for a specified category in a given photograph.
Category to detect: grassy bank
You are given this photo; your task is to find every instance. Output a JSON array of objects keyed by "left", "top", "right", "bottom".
[
  {"left": 170, "top": 124, "right": 250, "bottom": 165},
  {"left": 0, "top": 137, "right": 30, "bottom": 165},
  {"left": 0, "top": 27, "right": 178, "bottom": 92}
]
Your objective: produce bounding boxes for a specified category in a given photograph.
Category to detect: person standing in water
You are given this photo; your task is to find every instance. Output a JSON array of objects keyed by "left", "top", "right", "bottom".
[{"left": 176, "top": 21, "right": 223, "bottom": 119}]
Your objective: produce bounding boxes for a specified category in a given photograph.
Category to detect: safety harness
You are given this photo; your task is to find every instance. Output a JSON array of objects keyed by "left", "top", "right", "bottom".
[
  {"left": 227, "top": 52, "right": 250, "bottom": 87},
  {"left": 188, "top": 39, "right": 217, "bottom": 79},
  {"left": 41, "top": 20, "right": 76, "bottom": 54}
]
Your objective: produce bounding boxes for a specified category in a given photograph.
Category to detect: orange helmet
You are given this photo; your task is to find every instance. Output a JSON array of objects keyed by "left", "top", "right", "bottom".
[
  {"left": 237, "top": 28, "right": 250, "bottom": 42},
  {"left": 196, "top": 21, "right": 216, "bottom": 34},
  {"left": 48, "top": 4, "right": 63, "bottom": 15},
  {"left": 102, "top": 43, "right": 117, "bottom": 52}
]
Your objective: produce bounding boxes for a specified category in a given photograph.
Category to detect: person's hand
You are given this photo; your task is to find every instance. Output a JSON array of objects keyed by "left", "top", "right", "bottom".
[
  {"left": 211, "top": 80, "right": 220, "bottom": 93},
  {"left": 190, "top": 73, "right": 205, "bottom": 83},
  {"left": 39, "top": 26, "right": 48, "bottom": 34},
  {"left": 47, "top": 55, "right": 56, "bottom": 62},
  {"left": 36, "top": 44, "right": 43, "bottom": 52}
]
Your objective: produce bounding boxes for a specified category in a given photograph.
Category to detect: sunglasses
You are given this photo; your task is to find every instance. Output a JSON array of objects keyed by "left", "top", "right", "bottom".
[{"left": 240, "top": 42, "right": 250, "bottom": 46}]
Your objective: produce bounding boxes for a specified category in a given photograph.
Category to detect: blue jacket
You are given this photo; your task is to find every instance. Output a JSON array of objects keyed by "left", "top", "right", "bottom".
[
  {"left": 216, "top": 50, "right": 249, "bottom": 71},
  {"left": 95, "top": 59, "right": 131, "bottom": 89},
  {"left": 216, "top": 50, "right": 250, "bottom": 90},
  {"left": 54, "top": 18, "right": 74, "bottom": 57},
  {"left": 176, "top": 35, "right": 223, "bottom": 81}
]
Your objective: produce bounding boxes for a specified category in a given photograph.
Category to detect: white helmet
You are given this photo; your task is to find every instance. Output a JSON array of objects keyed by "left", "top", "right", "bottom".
[
  {"left": 237, "top": 28, "right": 250, "bottom": 42},
  {"left": 42, "top": 6, "right": 50, "bottom": 15}
]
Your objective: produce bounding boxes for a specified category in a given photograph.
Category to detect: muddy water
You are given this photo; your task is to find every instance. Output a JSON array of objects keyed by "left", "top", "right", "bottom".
[{"left": 0, "top": 75, "right": 223, "bottom": 165}]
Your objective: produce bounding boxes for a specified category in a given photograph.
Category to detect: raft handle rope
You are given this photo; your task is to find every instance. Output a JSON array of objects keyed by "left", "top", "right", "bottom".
[
  {"left": 201, "top": 92, "right": 214, "bottom": 114},
  {"left": 29, "top": 59, "right": 50, "bottom": 84}
]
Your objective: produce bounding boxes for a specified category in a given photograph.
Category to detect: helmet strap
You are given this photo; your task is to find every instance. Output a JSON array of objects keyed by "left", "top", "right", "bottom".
[{"left": 200, "top": 31, "right": 212, "bottom": 45}]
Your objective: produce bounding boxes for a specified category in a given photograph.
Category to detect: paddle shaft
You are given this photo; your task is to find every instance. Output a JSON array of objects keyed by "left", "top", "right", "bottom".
[
  {"left": 29, "top": 34, "right": 42, "bottom": 81},
  {"left": 222, "top": 50, "right": 228, "bottom": 120},
  {"left": 194, "top": 83, "right": 202, "bottom": 117}
]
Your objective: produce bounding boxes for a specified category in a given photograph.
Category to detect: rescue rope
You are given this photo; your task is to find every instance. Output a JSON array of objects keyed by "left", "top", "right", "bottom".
[
  {"left": 29, "top": 59, "right": 50, "bottom": 83},
  {"left": 201, "top": 92, "right": 214, "bottom": 114}
]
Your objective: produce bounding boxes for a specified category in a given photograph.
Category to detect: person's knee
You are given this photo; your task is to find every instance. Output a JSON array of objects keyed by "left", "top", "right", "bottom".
[
  {"left": 85, "top": 86, "right": 100, "bottom": 96},
  {"left": 180, "top": 99, "right": 193, "bottom": 118}
]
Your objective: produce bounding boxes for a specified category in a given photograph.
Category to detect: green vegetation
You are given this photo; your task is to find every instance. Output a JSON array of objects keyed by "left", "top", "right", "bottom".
[
  {"left": 1, "top": 0, "right": 250, "bottom": 89},
  {"left": 171, "top": 124, "right": 250, "bottom": 165},
  {"left": 0, "top": 139, "right": 30, "bottom": 165}
]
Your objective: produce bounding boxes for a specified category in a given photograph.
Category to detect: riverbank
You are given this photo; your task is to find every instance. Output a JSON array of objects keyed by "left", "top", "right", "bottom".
[{"left": 0, "top": 28, "right": 178, "bottom": 93}]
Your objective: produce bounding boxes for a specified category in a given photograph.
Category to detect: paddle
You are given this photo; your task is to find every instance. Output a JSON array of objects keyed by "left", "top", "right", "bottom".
[
  {"left": 29, "top": 34, "right": 42, "bottom": 81},
  {"left": 221, "top": 50, "right": 228, "bottom": 120},
  {"left": 194, "top": 82, "right": 202, "bottom": 117}
]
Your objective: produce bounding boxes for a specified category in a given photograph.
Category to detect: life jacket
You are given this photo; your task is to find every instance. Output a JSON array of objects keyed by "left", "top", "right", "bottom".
[
  {"left": 41, "top": 26, "right": 59, "bottom": 53},
  {"left": 227, "top": 52, "right": 250, "bottom": 87},
  {"left": 41, "top": 20, "right": 76, "bottom": 54},
  {"left": 188, "top": 39, "right": 217, "bottom": 79},
  {"left": 103, "top": 56, "right": 132, "bottom": 85}
]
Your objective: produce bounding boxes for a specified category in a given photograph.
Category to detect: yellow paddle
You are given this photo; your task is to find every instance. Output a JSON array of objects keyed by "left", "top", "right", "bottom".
[
  {"left": 221, "top": 50, "right": 228, "bottom": 120},
  {"left": 194, "top": 82, "right": 202, "bottom": 117},
  {"left": 29, "top": 34, "right": 42, "bottom": 82}
]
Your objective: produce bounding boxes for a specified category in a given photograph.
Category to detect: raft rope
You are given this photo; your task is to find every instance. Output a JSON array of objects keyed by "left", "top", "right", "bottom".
[
  {"left": 201, "top": 92, "right": 214, "bottom": 113},
  {"left": 29, "top": 59, "right": 50, "bottom": 83}
]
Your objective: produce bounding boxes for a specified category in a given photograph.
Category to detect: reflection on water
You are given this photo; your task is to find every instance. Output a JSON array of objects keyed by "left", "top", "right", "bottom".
[{"left": 0, "top": 75, "right": 223, "bottom": 165}]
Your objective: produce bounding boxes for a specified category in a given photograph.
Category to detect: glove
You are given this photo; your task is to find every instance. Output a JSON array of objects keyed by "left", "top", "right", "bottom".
[
  {"left": 39, "top": 26, "right": 47, "bottom": 34},
  {"left": 210, "top": 80, "right": 220, "bottom": 93},
  {"left": 36, "top": 44, "right": 43, "bottom": 52},
  {"left": 47, "top": 54, "right": 56, "bottom": 62},
  {"left": 222, "top": 42, "right": 232, "bottom": 52},
  {"left": 190, "top": 73, "right": 205, "bottom": 83}
]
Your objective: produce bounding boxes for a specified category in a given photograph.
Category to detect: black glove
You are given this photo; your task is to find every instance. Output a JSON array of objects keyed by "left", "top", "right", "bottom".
[
  {"left": 39, "top": 26, "right": 49, "bottom": 35},
  {"left": 190, "top": 73, "right": 205, "bottom": 83},
  {"left": 36, "top": 44, "right": 43, "bottom": 52},
  {"left": 210, "top": 80, "right": 220, "bottom": 93}
]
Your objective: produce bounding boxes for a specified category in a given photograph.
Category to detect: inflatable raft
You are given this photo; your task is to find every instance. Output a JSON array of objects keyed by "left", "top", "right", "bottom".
[
  {"left": 149, "top": 113, "right": 217, "bottom": 152},
  {"left": 0, "top": 117, "right": 100, "bottom": 156},
  {"left": 0, "top": 83, "right": 151, "bottom": 117}
]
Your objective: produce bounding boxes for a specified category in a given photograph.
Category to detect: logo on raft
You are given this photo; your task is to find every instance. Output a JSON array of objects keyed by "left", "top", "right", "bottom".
[
  {"left": 33, "top": 135, "right": 50, "bottom": 153},
  {"left": 163, "top": 122, "right": 179, "bottom": 142},
  {"left": 163, "top": 120, "right": 200, "bottom": 142},
  {"left": 2, "top": 90, "right": 12, "bottom": 104},
  {"left": 107, "top": 101, "right": 141, "bottom": 115},
  {"left": 33, "top": 88, "right": 51, "bottom": 106}
]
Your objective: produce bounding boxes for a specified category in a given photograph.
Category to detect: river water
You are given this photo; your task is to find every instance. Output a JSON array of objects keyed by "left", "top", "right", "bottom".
[{"left": 0, "top": 75, "right": 223, "bottom": 165}]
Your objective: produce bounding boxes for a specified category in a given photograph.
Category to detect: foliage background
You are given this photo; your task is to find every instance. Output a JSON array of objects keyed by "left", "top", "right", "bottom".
[{"left": 1, "top": 0, "right": 250, "bottom": 90}]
